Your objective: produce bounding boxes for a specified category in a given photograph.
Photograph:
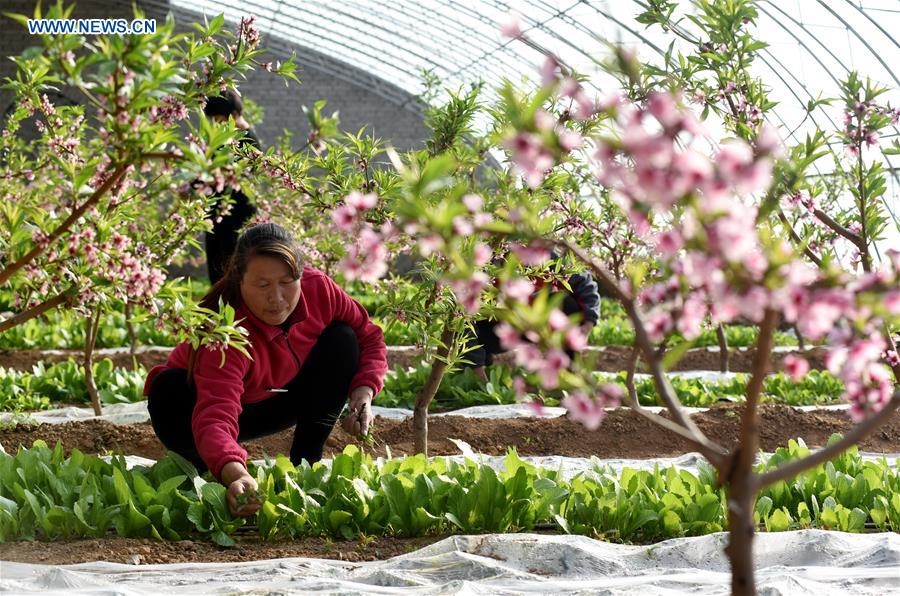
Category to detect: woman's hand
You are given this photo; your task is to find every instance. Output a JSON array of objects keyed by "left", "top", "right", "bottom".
[
  {"left": 221, "top": 461, "right": 261, "bottom": 517},
  {"left": 342, "top": 386, "right": 374, "bottom": 437}
]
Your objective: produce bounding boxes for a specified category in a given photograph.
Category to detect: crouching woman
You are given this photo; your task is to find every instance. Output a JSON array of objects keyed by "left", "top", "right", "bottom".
[{"left": 143, "top": 223, "right": 387, "bottom": 516}]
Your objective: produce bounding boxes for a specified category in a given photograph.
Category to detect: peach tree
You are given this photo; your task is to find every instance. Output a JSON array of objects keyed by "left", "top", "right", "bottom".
[{"left": 0, "top": 3, "right": 302, "bottom": 412}]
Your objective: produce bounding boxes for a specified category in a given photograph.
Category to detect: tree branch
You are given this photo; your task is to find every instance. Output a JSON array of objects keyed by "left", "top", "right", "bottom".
[
  {"left": 553, "top": 237, "right": 722, "bottom": 456},
  {"left": 0, "top": 289, "right": 75, "bottom": 333},
  {"left": 777, "top": 208, "right": 823, "bottom": 267},
  {"left": 812, "top": 208, "right": 863, "bottom": 249},
  {"left": 754, "top": 388, "right": 900, "bottom": 490},
  {"left": 621, "top": 396, "right": 728, "bottom": 466},
  {"left": 0, "top": 163, "right": 129, "bottom": 287}
]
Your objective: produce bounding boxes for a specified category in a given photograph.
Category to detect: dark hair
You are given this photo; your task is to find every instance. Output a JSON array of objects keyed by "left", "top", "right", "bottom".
[
  {"left": 203, "top": 89, "right": 243, "bottom": 117},
  {"left": 187, "top": 223, "right": 303, "bottom": 380}
]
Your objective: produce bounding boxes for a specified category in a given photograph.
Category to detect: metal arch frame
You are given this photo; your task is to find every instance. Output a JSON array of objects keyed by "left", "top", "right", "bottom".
[
  {"left": 167, "top": 0, "right": 428, "bottom": 111},
  {"left": 278, "top": 1, "right": 465, "bottom": 81},
  {"left": 758, "top": 1, "right": 900, "bottom": 212},
  {"left": 160, "top": 0, "right": 899, "bottom": 194},
  {"left": 194, "top": 0, "right": 428, "bottom": 89},
  {"left": 362, "top": 0, "right": 531, "bottom": 93},
  {"left": 845, "top": 0, "right": 899, "bottom": 52},
  {"left": 816, "top": 0, "right": 899, "bottom": 88}
]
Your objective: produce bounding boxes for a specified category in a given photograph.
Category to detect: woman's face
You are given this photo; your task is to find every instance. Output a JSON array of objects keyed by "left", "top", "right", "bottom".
[{"left": 240, "top": 255, "right": 302, "bottom": 326}]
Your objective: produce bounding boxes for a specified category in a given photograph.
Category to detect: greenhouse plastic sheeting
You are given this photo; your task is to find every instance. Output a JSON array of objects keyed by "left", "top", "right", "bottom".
[
  {"left": 1, "top": 530, "right": 898, "bottom": 595},
  {"left": 0, "top": 401, "right": 857, "bottom": 427},
  {"left": 59, "top": 450, "right": 900, "bottom": 481}
]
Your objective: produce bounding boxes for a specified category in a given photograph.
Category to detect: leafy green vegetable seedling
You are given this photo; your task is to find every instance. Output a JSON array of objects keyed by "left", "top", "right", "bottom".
[{"left": 235, "top": 487, "right": 266, "bottom": 509}]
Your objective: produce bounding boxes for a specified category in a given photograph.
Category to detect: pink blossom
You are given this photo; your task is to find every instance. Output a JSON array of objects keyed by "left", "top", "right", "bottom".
[
  {"left": 505, "top": 132, "right": 554, "bottom": 188},
  {"left": 345, "top": 191, "right": 378, "bottom": 211},
  {"left": 453, "top": 216, "right": 474, "bottom": 236},
  {"left": 561, "top": 391, "right": 606, "bottom": 430},
  {"left": 558, "top": 129, "right": 583, "bottom": 151},
  {"left": 538, "top": 349, "right": 571, "bottom": 389},
  {"left": 503, "top": 279, "right": 534, "bottom": 303},
  {"left": 419, "top": 235, "right": 443, "bottom": 256},
  {"left": 534, "top": 110, "right": 555, "bottom": 131},
  {"left": 331, "top": 204, "right": 356, "bottom": 231},
  {"left": 646, "top": 309, "right": 673, "bottom": 342},
  {"left": 510, "top": 242, "right": 550, "bottom": 265},
  {"left": 884, "top": 350, "right": 899, "bottom": 368},
  {"left": 500, "top": 13, "right": 523, "bottom": 39},
  {"left": 513, "top": 376, "right": 528, "bottom": 398},
  {"left": 677, "top": 296, "right": 707, "bottom": 340},
  {"left": 756, "top": 123, "right": 783, "bottom": 157},
  {"left": 548, "top": 309, "right": 570, "bottom": 331},
  {"left": 565, "top": 326, "right": 588, "bottom": 351},
  {"left": 647, "top": 91, "right": 681, "bottom": 129},
  {"left": 523, "top": 399, "right": 546, "bottom": 416},
  {"left": 737, "top": 287, "right": 768, "bottom": 322},
  {"left": 473, "top": 243, "right": 491, "bottom": 267},
  {"left": 462, "top": 193, "right": 484, "bottom": 213},
  {"left": 655, "top": 229, "right": 683, "bottom": 257},
  {"left": 783, "top": 355, "right": 810, "bottom": 382},
  {"left": 496, "top": 322, "right": 523, "bottom": 350},
  {"left": 715, "top": 141, "right": 754, "bottom": 184},
  {"left": 884, "top": 290, "right": 900, "bottom": 315},
  {"left": 708, "top": 209, "right": 760, "bottom": 263},
  {"left": 541, "top": 55, "right": 560, "bottom": 87},
  {"left": 798, "top": 289, "right": 854, "bottom": 341},
  {"left": 515, "top": 344, "right": 545, "bottom": 371},
  {"left": 474, "top": 213, "right": 494, "bottom": 227},
  {"left": 451, "top": 271, "right": 489, "bottom": 313}
]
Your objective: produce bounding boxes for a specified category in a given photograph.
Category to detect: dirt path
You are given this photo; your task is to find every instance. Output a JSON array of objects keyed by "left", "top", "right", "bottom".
[
  {"left": 0, "top": 345, "right": 828, "bottom": 373},
  {"left": 3, "top": 404, "right": 897, "bottom": 462}
]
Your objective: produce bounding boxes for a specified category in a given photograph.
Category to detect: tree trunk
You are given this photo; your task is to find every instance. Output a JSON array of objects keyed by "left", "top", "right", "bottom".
[
  {"left": 413, "top": 326, "right": 455, "bottom": 455},
  {"left": 84, "top": 307, "right": 103, "bottom": 416},
  {"left": 724, "top": 309, "right": 777, "bottom": 595},
  {"left": 716, "top": 324, "right": 729, "bottom": 373},
  {"left": 725, "top": 472, "right": 757, "bottom": 596},
  {"left": 124, "top": 300, "right": 138, "bottom": 368},
  {"left": 625, "top": 345, "right": 640, "bottom": 404},
  {"left": 793, "top": 323, "right": 805, "bottom": 352}
]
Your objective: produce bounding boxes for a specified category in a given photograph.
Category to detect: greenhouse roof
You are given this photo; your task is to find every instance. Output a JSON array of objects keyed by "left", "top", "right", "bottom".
[{"left": 166, "top": 0, "right": 899, "bottom": 232}]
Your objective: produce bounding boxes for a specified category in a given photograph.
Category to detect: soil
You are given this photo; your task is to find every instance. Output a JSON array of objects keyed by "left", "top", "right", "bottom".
[
  {"left": 0, "top": 344, "right": 828, "bottom": 374},
  {"left": 1, "top": 405, "right": 897, "bottom": 566},
  {"left": 0, "top": 534, "right": 442, "bottom": 565},
  {"left": 3, "top": 404, "right": 897, "bottom": 462}
]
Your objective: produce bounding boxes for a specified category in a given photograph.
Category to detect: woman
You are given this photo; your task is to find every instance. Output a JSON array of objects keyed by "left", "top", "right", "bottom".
[{"left": 144, "top": 223, "right": 387, "bottom": 517}]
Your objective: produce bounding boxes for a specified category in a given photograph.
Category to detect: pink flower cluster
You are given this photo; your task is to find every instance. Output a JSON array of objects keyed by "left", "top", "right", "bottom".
[
  {"left": 826, "top": 335, "right": 894, "bottom": 422},
  {"left": 561, "top": 384, "right": 623, "bottom": 430},
  {"left": 332, "top": 192, "right": 389, "bottom": 282},
  {"left": 149, "top": 96, "right": 188, "bottom": 126},
  {"left": 450, "top": 271, "right": 489, "bottom": 314},
  {"left": 503, "top": 56, "right": 594, "bottom": 188},
  {"left": 842, "top": 99, "right": 900, "bottom": 152}
]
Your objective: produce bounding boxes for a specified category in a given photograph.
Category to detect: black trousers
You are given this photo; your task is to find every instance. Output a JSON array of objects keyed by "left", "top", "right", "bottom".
[
  {"left": 147, "top": 321, "right": 360, "bottom": 473},
  {"left": 205, "top": 190, "right": 256, "bottom": 285},
  {"left": 464, "top": 292, "right": 582, "bottom": 367}
]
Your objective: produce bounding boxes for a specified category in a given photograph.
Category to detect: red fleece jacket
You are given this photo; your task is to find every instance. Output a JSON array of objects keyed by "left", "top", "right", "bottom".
[{"left": 143, "top": 266, "right": 387, "bottom": 479}]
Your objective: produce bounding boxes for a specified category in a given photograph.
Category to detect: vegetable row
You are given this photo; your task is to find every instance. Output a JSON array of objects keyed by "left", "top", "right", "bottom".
[
  {"left": 0, "top": 359, "right": 847, "bottom": 415},
  {"left": 0, "top": 436, "right": 896, "bottom": 546}
]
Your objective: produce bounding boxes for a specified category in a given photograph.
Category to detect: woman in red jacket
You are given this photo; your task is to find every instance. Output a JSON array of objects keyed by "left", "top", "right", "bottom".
[{"left": 144, "top": 223, "right": 387, "bottom": 516}]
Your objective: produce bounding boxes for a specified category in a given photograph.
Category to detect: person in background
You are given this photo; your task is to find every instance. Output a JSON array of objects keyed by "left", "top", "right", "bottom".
[
  {"left": 464, "top": 255, "right": 602, "bottom": 381},
  {"left": 202, "top": 89, "right": 261, "bottom": 284},
  {"left": 144, "top": 223, "right": 387, "bottom": 517}
]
